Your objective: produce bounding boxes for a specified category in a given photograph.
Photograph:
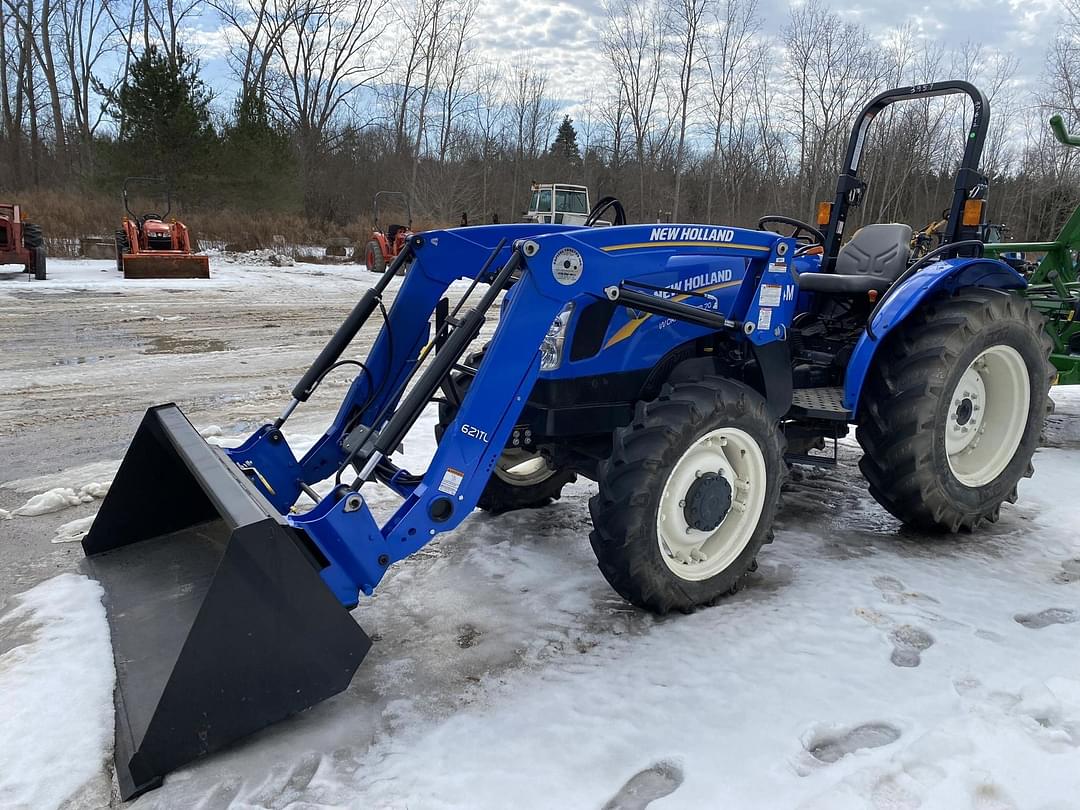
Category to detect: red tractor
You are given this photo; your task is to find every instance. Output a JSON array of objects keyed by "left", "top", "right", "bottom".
[
  {"left": 0, "top": 203, "right": 46, "bottom": 280},
  {"left": 359, "top": 191, "right": 412, "bottom": 273},
  {"left": 115, "top": 177, "right": 209, "bottom": 278}
]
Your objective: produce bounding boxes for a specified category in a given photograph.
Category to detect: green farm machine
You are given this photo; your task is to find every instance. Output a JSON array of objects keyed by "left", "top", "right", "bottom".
[{"left": 985, "top": 114, "right": 1080, "bottom": 384}]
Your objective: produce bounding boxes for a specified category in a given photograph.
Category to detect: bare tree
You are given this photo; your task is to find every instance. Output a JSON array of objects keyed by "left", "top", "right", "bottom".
[
  {"left": 210, "top": 0, "right": 296, "bottom": 105},
  {"left": 268, "top": 0, "right": 389, "bottom": 214},
  {"left": 436, "top": 0, "right": 476, "bottom": 161},
  {"left": 506, "top": 60, "right": 557, "bottom": 214},
  {"left": 602, "top": 0, "right": 667, "bottom": 218},
  {"left": 669, "top": 0, "right": 706, "bottom": 220},
  {"left": 703, "top": 0, "right": 760, "bottom": 222},
  {"left": 53, "top": 0, "right": 119, "bottom": 171}
]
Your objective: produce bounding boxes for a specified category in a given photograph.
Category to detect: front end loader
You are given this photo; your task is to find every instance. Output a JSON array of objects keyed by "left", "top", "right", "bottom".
[
  {"left": 115, "top": 177, "right": 209, "bottom": 279},
  {"left": 84, "top": 81, "right": 1053, "bottom": 799}
]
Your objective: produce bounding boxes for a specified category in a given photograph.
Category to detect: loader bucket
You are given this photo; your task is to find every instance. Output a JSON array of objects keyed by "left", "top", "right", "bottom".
[
  {"left": 122, "top": 253, "right": 210, "bottom": 279},
  {"left": 82, "top": 404, "right": 371, "bottom": 800}
]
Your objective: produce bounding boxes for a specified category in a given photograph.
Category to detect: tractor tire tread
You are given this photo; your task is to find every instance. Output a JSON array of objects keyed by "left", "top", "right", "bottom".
[
  {"left": 589, "top": 376, "right": 785, "bottom": 615},
  {"left": 856, "top": 287, "right": 1052, "bottom": 533}
]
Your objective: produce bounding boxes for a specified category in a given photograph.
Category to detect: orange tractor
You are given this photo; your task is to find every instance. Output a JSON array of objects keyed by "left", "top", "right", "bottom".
[
  {"left": 359, "top": 191, "right": 412, "bottom": 273},
  {"left": 115, "top": 177, "right": 209, "bottom": 278},
  {"left": 0, "top": 203, "right": 46, "bottom": 280}
]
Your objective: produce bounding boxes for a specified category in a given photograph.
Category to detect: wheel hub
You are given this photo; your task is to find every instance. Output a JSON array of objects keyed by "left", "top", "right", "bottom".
[
  {"left": 955, "top": 398, "right": 974, "bottom": 426},
  {"left": 656, "top": 427, "right": 768, "bottom": 582},
  {"left": 682, "top": 472, "right": 732, "bottom": 531},
  {"left": 944, "top": 345, "right": 1030, "bottom": 487}
]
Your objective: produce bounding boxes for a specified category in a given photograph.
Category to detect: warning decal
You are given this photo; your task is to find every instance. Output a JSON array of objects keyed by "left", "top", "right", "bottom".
[{"left": 438, "top": 467, "right": 464, "bottom": 496}]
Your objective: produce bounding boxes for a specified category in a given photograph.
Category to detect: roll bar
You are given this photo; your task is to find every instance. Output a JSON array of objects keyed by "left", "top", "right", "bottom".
[
  {"left": 122, "top": 176, "right": 172, "bottom": 222},
  {"left": 373, "top": 190, "right": 412, "bottom": 230},
  {"left": 822, "top": 81, "right": 990, "bottom": 265}
]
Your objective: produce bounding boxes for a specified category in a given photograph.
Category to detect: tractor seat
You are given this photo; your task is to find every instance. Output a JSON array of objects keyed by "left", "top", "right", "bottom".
[{"left": 799, "top": 223, "right": 913, "bottom": 294}]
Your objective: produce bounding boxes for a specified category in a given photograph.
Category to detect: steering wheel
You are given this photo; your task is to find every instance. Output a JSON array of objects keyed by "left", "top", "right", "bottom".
[
  {"left": 757, "top": 215, "right": 825, "bottom": 248},
  {"left": 585, "top": 196, "right": 626, "bottom": 227},
  {"left": 140, "top": 212, "right": 163, "bottom": 225}
]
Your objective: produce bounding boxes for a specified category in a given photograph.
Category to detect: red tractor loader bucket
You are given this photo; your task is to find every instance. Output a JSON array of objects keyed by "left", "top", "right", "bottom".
[
  {"left": 82, "top": 405, "right": 370, "bottom": 799},
  {"left": 122, "top": 253, "right": 210, "bottom": 279}
]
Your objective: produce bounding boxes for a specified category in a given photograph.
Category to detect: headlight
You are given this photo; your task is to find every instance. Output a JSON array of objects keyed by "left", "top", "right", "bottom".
[{"left": 540, "top": 302, "right": 574, "bottom": 371}]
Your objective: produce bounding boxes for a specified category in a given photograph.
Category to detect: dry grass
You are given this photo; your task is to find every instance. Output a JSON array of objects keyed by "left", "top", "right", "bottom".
[{"left": 4, "top": 188, "right": 450, "bottom": 257}]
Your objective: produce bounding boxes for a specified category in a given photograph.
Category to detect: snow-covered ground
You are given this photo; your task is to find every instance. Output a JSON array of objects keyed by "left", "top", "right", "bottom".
[{"left": 2, "top": 257, "right": 1080, "bottom": 809}]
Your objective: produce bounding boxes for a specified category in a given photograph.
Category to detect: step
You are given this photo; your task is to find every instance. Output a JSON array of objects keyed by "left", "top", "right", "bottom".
[{"left": 790, "top": 387, "right": 852, "bottom": 420}]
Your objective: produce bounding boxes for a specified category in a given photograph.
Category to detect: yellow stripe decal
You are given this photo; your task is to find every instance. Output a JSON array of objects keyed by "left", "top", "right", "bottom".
[
  {"left": 601, "top": 241, "right": 770, "bottom": 253},
  {"left": 603, "top": 280, "right": 742, "bottom": 349}
]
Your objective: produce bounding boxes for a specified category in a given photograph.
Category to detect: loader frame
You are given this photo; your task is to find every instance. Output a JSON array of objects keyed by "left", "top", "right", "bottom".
[{"left": 228, "top": 223, "right": 795, "bottom": 604}]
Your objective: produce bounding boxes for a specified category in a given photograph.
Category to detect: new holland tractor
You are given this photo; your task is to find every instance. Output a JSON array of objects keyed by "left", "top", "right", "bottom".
[{"left": 82, "top": 81, "right": 1052, "bottom": 798}]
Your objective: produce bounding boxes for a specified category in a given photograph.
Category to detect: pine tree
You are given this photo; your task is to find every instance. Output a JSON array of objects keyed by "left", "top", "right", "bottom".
[
  {"left": 219, "top": 89, "right": 298, "bottom": 210},
  {"left": 113, "top": 45, "right": 215, "bottom": 185},
  {"left": 551, "top": 115, "right": 582, "bottom": 169}
]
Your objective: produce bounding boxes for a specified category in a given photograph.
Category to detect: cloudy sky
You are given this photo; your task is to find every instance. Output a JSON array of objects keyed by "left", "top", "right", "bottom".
[{"left": 187, "top": 0, "right": 1066, "bottom": 114}]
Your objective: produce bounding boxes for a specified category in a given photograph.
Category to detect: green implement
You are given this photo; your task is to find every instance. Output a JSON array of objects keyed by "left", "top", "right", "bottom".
[{"left": 985, "top": 114, "right": 1080, "bottom": 385}]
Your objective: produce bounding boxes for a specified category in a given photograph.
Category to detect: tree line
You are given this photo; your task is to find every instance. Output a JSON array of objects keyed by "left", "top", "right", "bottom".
[{"left": 0, "top": 0, "right": 1077, "bottom": 243}]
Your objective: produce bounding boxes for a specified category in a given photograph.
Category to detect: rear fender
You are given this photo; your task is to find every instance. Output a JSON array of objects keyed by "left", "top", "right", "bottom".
[{"left": 842, "top": 258, "right": 1026, "bottom": 412}]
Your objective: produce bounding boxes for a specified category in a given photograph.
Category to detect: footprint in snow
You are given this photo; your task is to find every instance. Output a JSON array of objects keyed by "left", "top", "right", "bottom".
[
  {"left": 602, "top": 761, "right": 683, "bottom": 810},
  {"left": 1014, "top": 608, "right": 1079, "bottom": 630},
  {"left": 972, "top": 782, "right": 1018, "bottom": 810},
  {"left": 1052, "top": 559, "right": 1080, "bottom": 584},
  {"left": 805, "top": 722, "right": 902, "bottom": 764},
  {"left": 889, "top": 624, "right": 935, "bottom": 667},
  {"left": 872, "top": 575, "right": 939, "bottom": 606},
  {"left": 854, "top": 607, "right": 936, "bottom": 667},
  {"left": 456, "top": 623, "right": 482, "bottom": 648}
]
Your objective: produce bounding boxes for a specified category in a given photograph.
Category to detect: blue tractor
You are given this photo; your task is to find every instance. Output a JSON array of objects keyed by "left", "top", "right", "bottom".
[{"left": 82, "top": 81, "right": 1052, "bottom": 798}]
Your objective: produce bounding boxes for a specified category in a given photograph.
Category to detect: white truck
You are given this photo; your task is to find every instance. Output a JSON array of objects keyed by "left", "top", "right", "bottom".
[{"left": 523, "top": 183, "right": 592, "bottom": 225}]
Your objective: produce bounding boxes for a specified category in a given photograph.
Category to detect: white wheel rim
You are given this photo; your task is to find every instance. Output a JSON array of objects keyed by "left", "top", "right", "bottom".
[
  {"left": 656, "top": 427, "right": 767, "bottom": 581},
  {"left": 945, "top": 344, "right": 1030, "bottom": 487},
  {"left": 492, "top": 449, "right": 556, "bottom": 487}
]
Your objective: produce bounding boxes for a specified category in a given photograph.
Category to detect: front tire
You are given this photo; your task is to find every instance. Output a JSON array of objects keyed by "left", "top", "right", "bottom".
[
  {"left": 589, "top": 377, "right": 785, "bottom": 614},
  {"left": 31, "top": 246, "right": 46, "bottom": 279},
  {"left": 365, "top": 240, "right": 385, "bottom": 273},
  {"left": 857, "top": 288, "right": 1053, "bottom": 532},
  {"left": 114, "top": 230, "right": 130, "bottom": 273}
]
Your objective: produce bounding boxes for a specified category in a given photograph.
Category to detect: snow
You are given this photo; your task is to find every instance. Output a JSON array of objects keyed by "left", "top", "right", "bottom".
[
  {"left": 3, "top": 287, "right": 1080, "bottom": 808},
  {"left": 0, "top": 574, "right": 114, "bottom": 810},
  {"left": 51, "top": 514, "right": 96, "bottom": 544},
  {"left": 10, "top": 483, "right": 110, "bottom": 517},
  {"left": 2, "top": 460, "right": 122, "bottom": 495},
  {"left": 0, "top": 256, "right": 376, "bottom": 296}
]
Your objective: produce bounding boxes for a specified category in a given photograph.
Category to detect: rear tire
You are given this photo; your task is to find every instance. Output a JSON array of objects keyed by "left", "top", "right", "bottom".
[
  {"left": 589, "top": 377, "right": 785, "bottom": 614},
  {"left": 857, "top": 288, "right": 1053, "bottom": 532},
  {"left": 22, "top": 223, "right": 43, "bottom": 249},
  {"left": 365, "top": 240, "right": 385, "bottom": 274}
]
